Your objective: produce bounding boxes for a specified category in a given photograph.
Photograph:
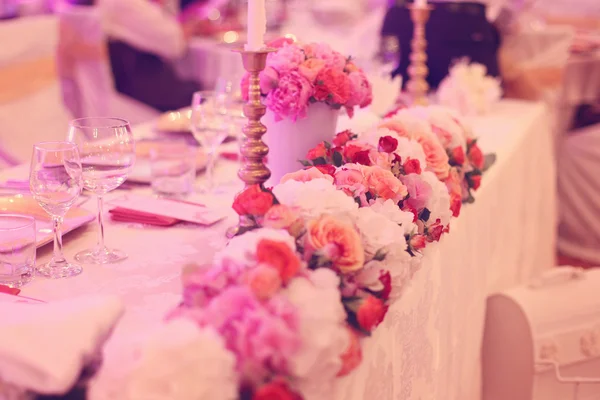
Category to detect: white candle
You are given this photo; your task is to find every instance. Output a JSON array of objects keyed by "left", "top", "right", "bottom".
[
  {"left": 245, "top": 0, "right": 267, "bottom": 51},
  {"left": 414, "top": 0, "right": 428, "bottom": 8}
]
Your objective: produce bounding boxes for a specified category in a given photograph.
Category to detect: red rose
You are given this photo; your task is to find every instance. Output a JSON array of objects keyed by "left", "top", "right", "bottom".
[
  {"left": 256, "top": 239, "right": 301, "bottom": 283},
  {"left": 315, "top": 164, "right": 336, "bottom": 177},
  {"left": 403, "top": 158, "right": 421, "bottom": 175},
  {"left": 306, "top": 142, "right": 328, "bottom": 160},
  {"left": 379, "top": 270, "right": 392, "bottom": 300},
  {"left": 333, "top": 130, "right": 352, "bottom": 147},
  {"left": 402, "top": 204, "right": 419, "bottom": 223},
  {"left": 468, "top": 142, "right": 484, "bottom": 169},
  {"left": 378, "top": 136, "right": 398, "bottom": 153},
  {"left": 427, "top": 221, "right": 444, "bottom": 242},
  {"left": 232, "top": 185, "right": 274, "bottom": 216},
  {"left": 470, "top": 174, "right": 482, "bottom": 190},
  {"left": 314, "top": 68, "right": 351, "bottom": 105},
  {"left": 409, "top": 234, "right": 427, "bottom": 251},
  {"left": 253, "top": 381, "right": 300, "bottom": 400},
  {"left": 356, "top": 295, "right": 387, "bottom": 332},
  {"left": 451, "top": 146, "right": 466, "bottom": 166},
  {"left": 449, "top": 193, "right": 462, "bottom": 217},
  {"left": 338, "top": 328, "right": 362, "bottom": 377},
  {"left": 342, "top": 143, "right": 366, "bottom": 161},
  {"left": 353, "top": 150, "right": 372, "bottom": 166}
]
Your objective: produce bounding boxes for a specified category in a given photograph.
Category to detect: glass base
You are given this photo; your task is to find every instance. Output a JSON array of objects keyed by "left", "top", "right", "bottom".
[
  {"left": 0, "top": 271, "right": 34, "bottom": 288},
  {"left": 37, "top": 261, "right": 82, "bottom": 279},
  {"left": 75, "top": 248, "right": 127, "bottom": 265}
]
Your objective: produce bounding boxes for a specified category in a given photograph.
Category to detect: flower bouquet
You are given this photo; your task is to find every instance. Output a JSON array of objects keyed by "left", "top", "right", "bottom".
[{"left": 240, "top": 37, "right": 373, "bottom": 184}]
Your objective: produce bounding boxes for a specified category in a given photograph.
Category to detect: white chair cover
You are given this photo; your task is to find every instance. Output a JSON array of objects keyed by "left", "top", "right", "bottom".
[
  {"left": 558, "top": 123, "right": 600, "bottom": 264},
  {"left": 54, "top": 2, "right": 158, "bottom": 124}
]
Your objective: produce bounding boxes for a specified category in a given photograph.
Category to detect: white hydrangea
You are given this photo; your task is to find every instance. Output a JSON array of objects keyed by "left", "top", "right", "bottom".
[
  {"left": 369, "top": 198, "right": 417, "bottom": 236},
  {"left": 420, "top": 171, "right": 452, "bottom": 226}
]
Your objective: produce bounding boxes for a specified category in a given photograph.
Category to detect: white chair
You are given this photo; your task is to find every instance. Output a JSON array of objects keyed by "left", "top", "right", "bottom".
[{"left": 54, "top": 2, "right": 159, "bottom": 124}]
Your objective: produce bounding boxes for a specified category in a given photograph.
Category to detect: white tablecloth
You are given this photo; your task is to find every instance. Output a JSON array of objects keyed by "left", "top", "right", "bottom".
[{"left": 0, "top": 100, "right": 555, "bottom": 399}]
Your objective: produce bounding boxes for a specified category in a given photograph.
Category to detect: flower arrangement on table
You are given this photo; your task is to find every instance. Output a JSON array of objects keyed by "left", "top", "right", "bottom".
[
  {"left": 241, "top": 37, "right": 373, "bottom": 121},
  {"left": 116, "top": 105, "right": 495, "bottom": 400}
]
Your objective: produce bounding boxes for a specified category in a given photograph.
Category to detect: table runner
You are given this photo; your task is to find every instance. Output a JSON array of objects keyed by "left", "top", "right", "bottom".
[{"left": 0, "top": 100, "right": 555, "bottom": 399}]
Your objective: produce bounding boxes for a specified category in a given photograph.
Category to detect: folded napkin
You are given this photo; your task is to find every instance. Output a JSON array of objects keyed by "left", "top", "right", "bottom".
[
  {"left": 109, "top": 207, "right": 179, "bottom": 227},
  {"left": 0, "top": 285, "right": 20, "bottom": 296},
  {"left": 0, "top": 295, "right": 124, "bottom": 395}
]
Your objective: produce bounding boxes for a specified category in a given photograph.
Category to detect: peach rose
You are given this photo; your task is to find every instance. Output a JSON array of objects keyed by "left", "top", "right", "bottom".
[
  {"left": 298, "top": 58, "right": 326, "bottom": 83},
  {"left": 377, "top": 119, "right": 410, "bottom": 138},
  {"left": 247, "top": 264, "right": 282, "bottom": 300},
  {"left": 305, "top": 215, "right": 365, "bottom": 274},
  {"left": 256, "top": 239, "right": 301, "bottom": 283},
  {"left": 369, "top": 150, "right": 393, "bottom": 170},
  {"left": 412, "top": 131, "right": 450, "bottom": 180},
  {"left": 363, "top": 166, "right": 408, "bottom": 202},
  {"left": 280, "top": 167, "right": 334, "bottom": 184},
  {"left": 334, "top": 167, "right": 366, "bottom": 197},
  {"left": 263, "top": 204, "right": 303, "bottom": 237}
]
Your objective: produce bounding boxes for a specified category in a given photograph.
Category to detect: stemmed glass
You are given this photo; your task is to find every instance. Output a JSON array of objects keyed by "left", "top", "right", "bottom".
[
  {"left": 67, "top": 118, "right": 135, "bottom": 264},
  {"left": 29, "top": 142, "right": 83, "bottom": 278},
  {"left": 190, "top": 90, "right": 231, "bottom": 193}
]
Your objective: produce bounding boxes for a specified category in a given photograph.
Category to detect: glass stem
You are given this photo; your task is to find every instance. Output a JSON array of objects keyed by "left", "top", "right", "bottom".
[
  {"left": 52, "top": 215, "right": 66, "bottom": 265},
  {"left": 206, "top": 150, "right": 216, "bottom": 191},
  {"left": 96, "top": 195, "right": 106, "bottom": 254}
]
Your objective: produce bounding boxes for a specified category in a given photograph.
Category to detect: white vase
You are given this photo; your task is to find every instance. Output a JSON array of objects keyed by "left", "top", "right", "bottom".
[{"left": 262, "top": 102, "right": 339, "bottom": 186}]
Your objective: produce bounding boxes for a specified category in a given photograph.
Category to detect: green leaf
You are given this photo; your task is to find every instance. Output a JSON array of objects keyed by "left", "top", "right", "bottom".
[
  {"left": 482, "top": 153, "right": 497, "bottom": 172},
  {"left": 332, "top": 151, "right": 343, "bottom": 167},
  {"left": 313, "top": 157, "right": 327, "bottom": 165},
  {"left": 419, "top": 208, "right": 431, "bottom": 222},
  {"left": 373, "top": 248, "right": 387, "bottom": 261},
  {"left": 298, "top": 159, "right": 312, "bottom": 167},
  {"left": 324, "top": 141, "right": 332, "bottom": 150}
]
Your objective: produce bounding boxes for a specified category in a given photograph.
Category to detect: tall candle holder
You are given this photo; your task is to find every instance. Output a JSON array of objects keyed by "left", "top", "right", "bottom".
[
  {"left": 227, "top": 48, "right": 275, "bottom": 238},
  {"left": 406, "top": 5, "right": 433, "bottom": 106}
]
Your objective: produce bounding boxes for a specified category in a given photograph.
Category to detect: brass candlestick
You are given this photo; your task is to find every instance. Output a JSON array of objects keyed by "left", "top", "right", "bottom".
[
  {"left": 227, "top": 48, "right": 275, "bottom": 238},
  {"left": 406, "top": 5, "right": 433, "bottom": 106}
]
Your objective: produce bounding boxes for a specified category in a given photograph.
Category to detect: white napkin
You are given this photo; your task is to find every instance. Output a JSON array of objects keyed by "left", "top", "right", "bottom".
[{"left": 0, "top": 295, "right": 124, "bottom": 395}]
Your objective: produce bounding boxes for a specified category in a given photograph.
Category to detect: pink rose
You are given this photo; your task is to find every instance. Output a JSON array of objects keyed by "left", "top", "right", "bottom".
[
  {"left": 280, "top": 167, "right": 334, "bottom": 184},
  {"left": 263, "top": 204, "right": 303, "bottom": 236},
  {"left": 247, "top": 264, "right": 282, "bottom": 300},
  {"left": 334, "top": 167, "right": 366, "bottom": 197},
  {"left": 346, "top": 71, "right": 373, "bottom": 108},
  {"left": 369, "top": 151, "right": 393, "bottom": 170},
  {"left": 306, "top": 142, "right": 328, "bottom": 160},
  {"left": 267, "top": 42, "right": 306, "bottom": 72},
  {"left": 259, "top": 66, "right": 279, "bottom": 94},
  {"left": 400, "top": 173, "right": 432, "bottom": 211},
  {"left": 265, "top": 70, "right": 313, "bottom": 121},
  {"left": 363, "top": 166, "right": 408, "bottom": 201},
  {"left": 412, "top": 130, "right": 450, "bottom": 180},
  {"left": 313, "top": 43, "right": 347, "bottom": 69},
  {"left": 298, "top": 58, "right": 326, "bottom": 83}
]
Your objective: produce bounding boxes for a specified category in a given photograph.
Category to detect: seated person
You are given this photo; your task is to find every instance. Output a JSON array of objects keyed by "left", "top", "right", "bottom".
[
  {"left": 99, "top": 0, "right": 206, "bottom": 112},
  {"left": 381, "top": 0, "right": 502, "bottom": 89}
]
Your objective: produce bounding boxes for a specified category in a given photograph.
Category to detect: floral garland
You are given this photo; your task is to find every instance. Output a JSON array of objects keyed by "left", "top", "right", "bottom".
[
  {"left": 241, "top": 38, "right": 373, "bottom": 122},
  {"left": 119, "top": 106, "right": 494, "bottom": 400}
]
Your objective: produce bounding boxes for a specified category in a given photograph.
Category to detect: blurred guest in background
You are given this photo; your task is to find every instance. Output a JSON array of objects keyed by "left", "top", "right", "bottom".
[{"left": 100, "top": 0, "right": 206, "bottom": 112}]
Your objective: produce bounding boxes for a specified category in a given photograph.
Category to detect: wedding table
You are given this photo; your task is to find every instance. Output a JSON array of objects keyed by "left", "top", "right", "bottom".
[{"left": 0, "top": 100, "right": 555, "bottom": 399}]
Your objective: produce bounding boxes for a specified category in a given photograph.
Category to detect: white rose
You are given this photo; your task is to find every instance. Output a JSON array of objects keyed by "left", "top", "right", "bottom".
[
  {"left": 420, "top": 171, "right": 452, "bottom": 226},
  {"left": 369, "top": 198, "right": 417, "bottom": 236}
]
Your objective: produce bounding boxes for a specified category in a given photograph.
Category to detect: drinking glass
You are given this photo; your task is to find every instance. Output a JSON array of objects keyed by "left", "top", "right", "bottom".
[
  {"left": 190, "top": 90, "right": 231, "bottom": 193},
  {"left": 67, "top": 118, "right": 135, "bottom": 264},
  {"left": 0, "top": 215, "right": 36, "bottom": 287},
  {"left": 150, "top": 140, "right": 197, "bottom": 197},
  {"left": 29, "top": 142, "right": 83, "bottom": 278}
]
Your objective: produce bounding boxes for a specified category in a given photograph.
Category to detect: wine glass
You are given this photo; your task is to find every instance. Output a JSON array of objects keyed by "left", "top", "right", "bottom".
[
  {"left": 67, "top": 118, "right": 135, "bottom": 264},
  {"left": 29, "top": 141, "right": 83, "bottom": 278},
  {"left": 190, "top": 90, "right": 231, "bottom": 193}
]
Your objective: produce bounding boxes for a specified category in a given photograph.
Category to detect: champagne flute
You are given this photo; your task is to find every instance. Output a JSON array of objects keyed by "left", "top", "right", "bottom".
[
  {"left": 29, "top": 142, "right": 83, "bottom": 278},
  {"left": 67, "top": 118, "right": 135, "bottom": 264},
  {"left": 190, "top": 90, "right": 231, "bottom": 193}
]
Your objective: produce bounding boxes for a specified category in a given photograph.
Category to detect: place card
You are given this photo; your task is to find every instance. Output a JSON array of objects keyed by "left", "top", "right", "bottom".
[{"left": 108, "top": 194, "right": 226, "bottom": 226}]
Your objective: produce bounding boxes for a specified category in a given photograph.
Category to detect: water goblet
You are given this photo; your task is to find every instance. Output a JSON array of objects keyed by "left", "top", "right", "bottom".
[
  {"left": 67, "top": 117, "right": 135, "bottom": 264},
  {"left": 190, "top": 90, "right": 232, "bottom": 193},
  {"left": 0, "top": 215, "right": 36, "bottom": 287},
  {"left": 29, "top": 141, "right": 83, "bottom": 278}
]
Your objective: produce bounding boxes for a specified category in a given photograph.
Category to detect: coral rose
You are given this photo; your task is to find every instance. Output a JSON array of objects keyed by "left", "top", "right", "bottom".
[
  {"left": 333, "top": 130, "right": 353, "bottom": 147},
  {"left": 403, "top": 158, "right": 422, "bottom": 174},
  {"left": 314, "top": 68, "right": 351, "bottom": 105},
  {"left": 305, "top": 142, "right": 328, "bottom": 160},
  {"left": 337, "top": 328, "right": 362, "bottom": 377},
  {"left": 314, "top": 164, "right": 336, "bottom": 177},
  {"left": 247, "top": 264, "right": 282, "bottom": 300},
  {"left": 342, "top": 140, "right": 372, "bottom": 162},
  {"left": 363, "top": 166, "right": 408, "bottom": 202},
  {"left": 306, "top": 215, "right": 365, "bottom": 273},
  {"left": 267, "top": 37, "right": 295, "bottom": 49},
  {"left": 252, "top": 381, "right": 301, "bottom": 400},
  {"left": 232, "top": 185, "right": 274, "bottom": 216},
  {"left": 256, "top": 239, "right": 301, "bottom": 283},
  {"left": 280, "top": 167, "right": 334, "bottom": 184},
  {"left": 356, "top": 295, "right": 387, "bottom": 332},
  {"left": 265, "top": 70, "right": 313, "bottom": 122},
  {"left": 298, "top": 58, "right": 326, "bottom": 83},
  {"left": 413, "top": 131, "right": 450, "bottom": 180}
]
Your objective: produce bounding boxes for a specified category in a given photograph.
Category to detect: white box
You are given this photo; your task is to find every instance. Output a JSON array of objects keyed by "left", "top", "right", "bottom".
[{"left": 482, "top": 267, "right": 600, "bottom": 400}]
